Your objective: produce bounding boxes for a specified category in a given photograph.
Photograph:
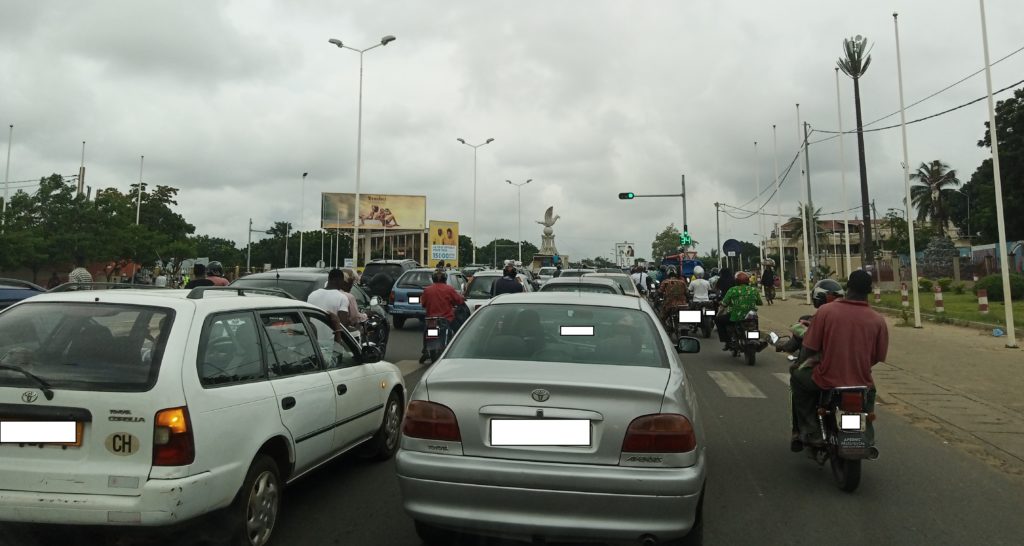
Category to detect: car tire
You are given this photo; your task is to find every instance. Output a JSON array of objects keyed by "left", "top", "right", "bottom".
[
  {"left": 230, "top": 455, "right": 281, "bottom": 546},
  {"left": 393, "top": 316, "right": 407, "bottom": 329},
  {"left": 360, "top": 391, "right": 404, "bottom": 461},
  {"left": 414, "top": 520, "right": 458, "bottom": 546}
]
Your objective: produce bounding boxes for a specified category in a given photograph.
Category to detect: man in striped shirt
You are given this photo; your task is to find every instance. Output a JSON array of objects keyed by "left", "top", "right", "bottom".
[{"left": 69, "top": 256, "right": 93, "bottom": 284}]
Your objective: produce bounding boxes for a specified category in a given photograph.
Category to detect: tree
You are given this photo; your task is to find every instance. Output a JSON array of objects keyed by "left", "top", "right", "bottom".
[
  {"left": 787, "top": 203, "right": 825, "bottom": 250},
  {"left": 910, "top": 160, "right": 960, "bottom": 235},
  {"left": 882, "top": 210, "right": 934, "bottom": 256},
  {"left": 476, "top": 238, "right": 537, "bottom": 267},
  {"left": 651, "top": 224, "right": 682, "bottom": 260},
  {"left": 458, "top": 235, "right": 474, "bottom": 265},
  {"left": 192, "top": 235, "right": 243, "bottom": 267},
  {"left": 838, "top": 34, "right": 876, "bottom": 266}
]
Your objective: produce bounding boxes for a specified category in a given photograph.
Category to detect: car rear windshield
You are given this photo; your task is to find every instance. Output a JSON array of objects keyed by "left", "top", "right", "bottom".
[
  {"left": 539, "top": 268, "right": 556, "bottom": 275},
  {"left": 361, "top": 264, "right": 404, "bottom": 281},
  {"left": 231, "top": 278, "right": 317, "bottom": 301},
  {"left": 0, "top": 302, "right": 174, "bottom": 392},
  {"left": 587, "top": 274, "right": 633, "bottom": 293},
  {"left": 558, "top": 270, "right": 593, "bottom": 278},
  {"left": 446, "top": 303, "right": 666, "bottom": 367},
  {"left": 466, "top": 276, "right": 498, "bottom": 299},
  {"left": 542, "top": 284, "right": 618, "bottom": 294},
  {"left": 397, "top": 271, "right": 433, "bottom": 289}
]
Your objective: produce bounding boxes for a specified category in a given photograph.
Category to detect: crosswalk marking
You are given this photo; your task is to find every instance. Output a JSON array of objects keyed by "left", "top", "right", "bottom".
[
  {"left": 773, "top": 373, "right": 791, "bottom": 385},
  {"left": 706, "top": 371, "right": 766, "bottom": 398}
]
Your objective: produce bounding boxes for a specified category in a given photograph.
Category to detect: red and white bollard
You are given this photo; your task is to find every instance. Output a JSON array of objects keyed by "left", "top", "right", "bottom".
[
  {"left": 874, "top": 286, "right": 881, "bottom": 303},
  {"left": 933, "top": 285, "right": 945, "bottom": 313},
  {"left": 901, "top": 283, "right": 909, "bottom": 307},
  {"left": 978, "top": 289, "right": 989, "bottom": 315}
]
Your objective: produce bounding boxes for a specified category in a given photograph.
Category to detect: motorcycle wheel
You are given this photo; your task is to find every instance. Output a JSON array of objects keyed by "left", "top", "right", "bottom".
[
  {"left": 830, "top": 457, "right": 862, "bottom": 493},
  {"left": 744, "top": 347, "right": 756, "bottom": 366}
]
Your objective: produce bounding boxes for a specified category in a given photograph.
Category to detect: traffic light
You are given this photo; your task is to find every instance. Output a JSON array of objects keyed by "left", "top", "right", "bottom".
[
  {"left": 618, "top": 192, "right": 635, "bottom": 200},
  {"left": 680, "top": 229, "right": 692, "bottom": 246}
]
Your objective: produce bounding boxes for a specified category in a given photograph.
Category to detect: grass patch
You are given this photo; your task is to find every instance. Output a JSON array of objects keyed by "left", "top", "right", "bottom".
[{"left": 876, "top": 291, "right": 1024, "bottom": 328}]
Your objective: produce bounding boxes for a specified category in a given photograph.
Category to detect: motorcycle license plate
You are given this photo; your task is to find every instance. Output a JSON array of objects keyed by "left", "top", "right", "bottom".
[
  {"left": 490, "top": 419, "right": 591, "bottom": 446},
  {"left": 745, "top": 331, "right": 760, "bottom": 340},
  {"left": 839, "top": 413, "right": 866, "bottom": 431},
  {"left": 678, "top": 310, "right": 701, "bottom": 323},
  {"left": 426, "top": 328, "right": 440, "bottom": 338},
  {"left": 704, "top": 309, "right": 715, "bottom": 316}
]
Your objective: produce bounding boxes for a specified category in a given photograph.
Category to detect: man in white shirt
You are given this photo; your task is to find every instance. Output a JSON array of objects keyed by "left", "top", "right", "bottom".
[
  {"left": 688, "top": 266, "right": 712, "bottom": 302},
  {"left": 306, "top": 269, "right": 350, "bottom": 341},
  {"left": 629, "top": 266, "right": 650, "bottom": 294}
]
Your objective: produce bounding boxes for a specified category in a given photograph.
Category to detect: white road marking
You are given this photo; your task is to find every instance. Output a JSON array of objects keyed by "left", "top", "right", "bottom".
[
  {"left": 707, "top": 371, "right": 766, "bottom": 398},
  {"left": 773, "top": 373, "right": 791, "bottom": 385}
]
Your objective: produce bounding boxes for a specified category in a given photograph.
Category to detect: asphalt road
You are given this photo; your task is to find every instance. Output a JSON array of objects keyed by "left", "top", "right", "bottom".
[{"left": 3, "top": 318, "right": 1024, "bottom": 546}]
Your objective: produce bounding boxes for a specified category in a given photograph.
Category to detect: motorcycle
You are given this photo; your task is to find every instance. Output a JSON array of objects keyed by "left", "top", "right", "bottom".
[
  {"left": 725, "top": 310, "right": 768, "bottom": 366},
  {"left": 689, "top": 299, "right": 717, "bottom": 339},
  {"left": 422, "top": 316, "right": 452, "bottom": 364},
  {"left": 805, "top": 384, "right": 878, "bottom": 492},
  {"left": 359, "top": 310, "right": 390, "bottom": 357},
  {"left": 665, "top": 305, "right": 702, "bottom": 341}
]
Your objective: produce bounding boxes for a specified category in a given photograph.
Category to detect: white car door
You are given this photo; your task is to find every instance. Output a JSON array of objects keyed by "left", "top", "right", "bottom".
[
  {"left": 259, "top": 310, "right": 337, "bottom": 474},
  {"left": 303, "top": 312, "right": 384, "bottom": 453}
]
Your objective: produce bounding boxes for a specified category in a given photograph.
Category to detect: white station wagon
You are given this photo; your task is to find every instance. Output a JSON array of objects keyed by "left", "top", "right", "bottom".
[{"left": 0, "top": 286, "right": 405, "bottom": 546}]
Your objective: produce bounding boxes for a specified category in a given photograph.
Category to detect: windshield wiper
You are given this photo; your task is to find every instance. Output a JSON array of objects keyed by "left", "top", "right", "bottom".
[{"left": 0, "top": 364, "right": 56, "bottom": 400}]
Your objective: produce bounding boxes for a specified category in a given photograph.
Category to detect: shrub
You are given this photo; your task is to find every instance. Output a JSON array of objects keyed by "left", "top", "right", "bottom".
[
  {"left": 973, "top": 274, "right": 1024, "bottom": 301},
  {"left": 937, "top": 278, "right": 953, "bottom": 292},
  {"left": 951, "top": 282, "right": 966, "bottom": 295},
  {"left": 917, "top": 277, "right": 933, "bottom": 292}
]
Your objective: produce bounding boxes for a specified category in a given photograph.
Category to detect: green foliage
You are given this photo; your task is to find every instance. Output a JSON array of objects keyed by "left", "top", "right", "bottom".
[
  {"left": 951, "top": 282, "right": 966, "bottom": 295},
  {"left": 937, "top": 278, "right": 953, "bottom": 292},
  {"left": 917, "top": 277, "right": 933, "bottom": 292},
  {"left": 974, "top": 274, "right": 1024, "bottom": 301},
  {"left": 651, "top": 224, "right": 682, "bottom": 260},
  {"left": 909, "top": 160, "right": 960, "bottom": 235},
  {"left": 476, "top": 239, "right": 539, "bottom": 268},
  {"left": 882, "top": 210, "right": 935, "bottom": 256}
]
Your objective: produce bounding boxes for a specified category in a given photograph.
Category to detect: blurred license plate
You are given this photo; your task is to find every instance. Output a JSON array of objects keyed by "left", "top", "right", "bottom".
[
  {"left": 491, "top": 419, "right": 591, "bottom": 446},
  {"left": 840, "top": 414, "right": 864, "bottom": 431},
  {"left": 678, "top": 310, "right": 701, "bottom": 323},
  {"left": 426, "top": 328, "right": 440, "bottom": 337},
  {"left": 409, "top": 296, "right": 420, "bottom": 304},
  {"left": 0, "top": 421, "right": 81, "bottom": 445}
]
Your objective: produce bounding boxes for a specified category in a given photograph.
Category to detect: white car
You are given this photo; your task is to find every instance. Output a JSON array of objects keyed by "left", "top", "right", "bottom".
[
  {"left": 0, "top": 286, "right": 405, "bottom": 546},
  {"left": 463, "top": 270, "right": 534, "bottom": 313}
]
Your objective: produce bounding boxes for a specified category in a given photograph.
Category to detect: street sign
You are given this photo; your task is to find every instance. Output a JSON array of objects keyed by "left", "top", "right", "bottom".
[
  {"left": 344, "top": 258, "right": 354, "bottom": 267},
  {"left": 727, "top": 251, "right": 736, "bottom": 257}
]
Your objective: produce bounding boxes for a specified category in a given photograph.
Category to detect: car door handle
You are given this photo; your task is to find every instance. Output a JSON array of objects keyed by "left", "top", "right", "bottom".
[
  {"left": 281, "top": 397, "right": 296, "bottom": 410},
  {"left": 337, "top": 384, "right": 348, "bottom": 396}
]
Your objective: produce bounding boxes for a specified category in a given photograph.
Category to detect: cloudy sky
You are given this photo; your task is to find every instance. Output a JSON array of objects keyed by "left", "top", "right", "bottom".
[{"left": 3, "top": 0, "right": 1023, "bottom": 262}]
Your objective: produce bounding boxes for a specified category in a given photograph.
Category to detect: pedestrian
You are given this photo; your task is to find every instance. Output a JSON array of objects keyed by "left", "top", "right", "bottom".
[
  {"left": 307, "top": 268, "right": 351, "bottom": 341},
  {"left": 183, "top": 263, "right": 215, "bottom": 289},
  {"left": 154, "top": 272, "right": 168, "bottom": 287},
  {"left": 69, "top": 256, "right": 93, "bottom": 284},
  {"left": 206, "top": 261, "right": 230, "bottom": 286},
  {"left": 46, "top": 272, "right": 62, "bottom": 290},
  {"left": 789, "top": 270, "right": 888, "bottom": 450}
]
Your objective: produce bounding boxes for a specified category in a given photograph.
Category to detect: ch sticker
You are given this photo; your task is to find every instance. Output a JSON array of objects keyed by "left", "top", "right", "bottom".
[{"left": 105, "top": 432, "right": 140, "bottom": 456}]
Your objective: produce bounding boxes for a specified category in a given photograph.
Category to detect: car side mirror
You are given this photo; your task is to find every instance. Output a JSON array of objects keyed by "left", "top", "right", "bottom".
[
  {"left": 676, "top": 337, "right": 700, "bottom": 354},
  {"left": 369, "top": 296, "right": 381, "bottom": 306},
  {"left": 359, "top": 343, "right": 383, "bottom": 364},
  {"left": 768, "top": 331, "right": 780, "bottom": 345}
]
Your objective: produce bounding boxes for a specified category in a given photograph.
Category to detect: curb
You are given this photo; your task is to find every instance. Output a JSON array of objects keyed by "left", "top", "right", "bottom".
[{"left": 873, "top": 303, "right": 1024, "bottom": 341}]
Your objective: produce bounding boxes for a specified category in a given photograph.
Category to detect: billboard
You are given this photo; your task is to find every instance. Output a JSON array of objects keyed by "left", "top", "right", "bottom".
[
  {"left": 615, "top": 242, "right": 635, "bottom": 267},
  {"left": 321, "top": 193, "right": 426, "bottom": 230},
  {"left": 429, "top": 220, "right": 460, "bottom": 268}
]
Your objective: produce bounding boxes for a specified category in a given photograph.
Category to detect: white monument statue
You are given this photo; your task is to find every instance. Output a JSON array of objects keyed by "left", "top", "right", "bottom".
[{"left": 536, "top": 206, "right": 560, "bottom": 255}]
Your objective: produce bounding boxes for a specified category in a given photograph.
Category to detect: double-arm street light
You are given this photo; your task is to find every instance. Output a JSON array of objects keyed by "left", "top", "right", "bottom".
[
  {"left": 457, "top": 137, "right": 495, "bottom": 265},
  {"left": 328, "top": 34, "right": 396, "bottom": 267},
  {"left": 246, "top": 218, "right": 274, "bottom": 274},
  {"left": 506, "top": 179, "right": 533, "bottom": 262}
]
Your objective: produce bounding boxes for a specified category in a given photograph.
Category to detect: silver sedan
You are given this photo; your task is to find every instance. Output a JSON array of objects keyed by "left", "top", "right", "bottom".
[{"left": 396, "top": 292, "right": 706, "bottom": 545}]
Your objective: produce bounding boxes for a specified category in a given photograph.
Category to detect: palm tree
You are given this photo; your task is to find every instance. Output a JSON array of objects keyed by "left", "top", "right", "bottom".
[
  {"left": 910, "top": 160, "right": 960, "bottom": 235},
  {"left": 838, "top": 35, "right": 875, "bottom": 266},
  {"left": 787, "top": 203, "right": 826, "bottom": 251}
]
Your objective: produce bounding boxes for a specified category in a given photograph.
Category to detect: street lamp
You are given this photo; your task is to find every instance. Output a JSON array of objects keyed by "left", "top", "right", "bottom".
[
  {"left": 246, "top": 218, "right": 274, "bottom": 274},
  {"left": 506, "top": 179, "right": 533, "bottom": 262},
  {"left": 328, "top": 34, "right": 396, "bottom": 268},
  {"left": 298, "top": 172, "right": 308, "bottom": 267},
  {"left": 458, "top": 137, "right": 496, "bottom": 265}
]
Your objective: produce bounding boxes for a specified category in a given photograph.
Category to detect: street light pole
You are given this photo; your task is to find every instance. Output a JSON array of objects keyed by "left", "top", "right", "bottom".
[
  {"left": 773, "top": 124, "right": 786, "bottom": 301},
  {"left": 2, "top": 124, "right": 12, "bottom": 229},
  {"left": 894, "top": 12, "right": 923, "bottom": 328},
  {"left": 796, "top": 105, "right": 812, "bottom": 304},
  {"left": 978, "top": 0, "right": 1017, "bottom": 347},
  {"left": 458, "top": 137, "right": 496, "bottom": 265},
  {"left": 507, "top": 179, "right": 533, "bottom": 262},
  {"left": 328, "top": 35, "right": 396, "bottom": 268},
  {"left": 835, "top": 68, "right": 853, "bottom": 277},
  {"left": 135, "top": 155, "right": 144, "bottom": 225},
  {"left": 299, "top": 172, "right": 308, "bottom": 267}
]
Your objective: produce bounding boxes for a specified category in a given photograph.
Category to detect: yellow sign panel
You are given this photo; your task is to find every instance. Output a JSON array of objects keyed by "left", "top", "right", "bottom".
[
  {"left": 321, "top": 193, "right": 426, "bottom": 230},
  {"left": 429, "top": 220, "right": 459, "bottom": 268}
]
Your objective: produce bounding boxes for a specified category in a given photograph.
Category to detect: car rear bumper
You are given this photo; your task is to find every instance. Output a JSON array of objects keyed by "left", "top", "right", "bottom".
[
  {"left": 0, "top": 472, "right": 221, "bottom": 526},
  {"left": 396, "top": 450, "right": 705, "bottom": 542},
  {"left": 389, "top": 304, "right": 425, "bottom": 317}
]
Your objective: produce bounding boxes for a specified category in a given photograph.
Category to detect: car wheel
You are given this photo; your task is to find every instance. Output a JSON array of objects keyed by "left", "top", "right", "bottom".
[
  {"left": 414, "top": 520, "right": 458, "bottom": 546},
  {"left": 361, "top": 391, "right": 403, "bottom": 461},
  {"left": 230, "top": 455, "right": 280, "bottom": 546},
  {"left": 393, "top": 316, "right": 407, "bottom": 329}
]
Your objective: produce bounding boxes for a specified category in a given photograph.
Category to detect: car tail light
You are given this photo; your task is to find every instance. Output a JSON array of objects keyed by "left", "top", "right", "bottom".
[
  {"left": 403, "top": 401, "right": 461, "bottom": 442},
  {"left": 153, "top": 407, "right": 195, "bottom": 466},
  {"left": 840, "top": 392, "right": 864, "bottom": 412},
  {"left": 622, "top": 414, "right": 696, "bottom": 453},
  {"left": 388, "top": 291, "right": 395, "bottom": 305}
]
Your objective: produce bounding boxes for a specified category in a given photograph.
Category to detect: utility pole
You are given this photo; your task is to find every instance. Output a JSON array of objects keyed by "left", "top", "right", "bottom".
[
  {"left": 681, "top": 175, "right": 687, "bottom": 229},
  {"left": 714, "top": 202, "right": 722, "bottom": 269},
  {"left": 803, "top": 122, "right": 816, "bottom": 266},
  {"left": 773, "top": 124, "right": 787, "bottom": 301}
]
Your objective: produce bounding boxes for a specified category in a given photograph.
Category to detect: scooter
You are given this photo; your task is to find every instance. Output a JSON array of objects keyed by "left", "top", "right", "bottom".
[
  {"left": 804, "top": 385, "right": 879, "bottom": 492},
  {"left": 422, "top": 316, "right": 451, "bottom": 364},
  {"left": 689, "top": 299, "right": 717, "bottom": 339},
  {"left": 726, "top": 310, "right": 768, "bottom": 366}
]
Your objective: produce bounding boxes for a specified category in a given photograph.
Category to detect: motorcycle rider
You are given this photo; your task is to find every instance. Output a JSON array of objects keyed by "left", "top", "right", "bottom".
[
  {"left": 206, "top": 261, "right": 230, "bottom": 286},
  {"left": 715, "top": 271, "right": 761, "bottom": 351},
  {"left": 419, "top": 270, "right": 465, "bottom": 363},
  {"left": 715, "top": 267, "right": 735, "bottom": 297},
  {"left": 790, "top": 270, "right": 888, "bottom": 449},
  {"left": 630, "top": 266, "right": 651, "bottom": 295},
  {"left": 491, "top": 263, "right": 524, "bottom": 297},
  {"left": 657, "top": 267, "right": 688, "bottom": 324},
  {"left": 707, "top": 267, "right": 720, "bottom": 290},
  {"left": 688, "top": 266, "right": 712, "bottom": 303}
]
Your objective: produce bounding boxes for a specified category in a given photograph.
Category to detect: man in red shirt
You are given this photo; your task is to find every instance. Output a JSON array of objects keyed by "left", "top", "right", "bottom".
[
  {"left": 790, "top": 270, "right": 888, "bottom": 448},
  {"left": 419, "top": 270, "right": 465, "bottom": 363}
]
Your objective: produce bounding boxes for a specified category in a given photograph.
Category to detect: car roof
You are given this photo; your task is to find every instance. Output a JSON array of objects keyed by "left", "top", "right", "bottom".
[
  {"left": 542, "top": 277, "right": 620, "bottom": 288},
  {"left": 488, "top": 291, "right": 644, "bottom": 309},
  {"left": 14, "top": 288, "right": 318, "bottom": 314},
  {"left": 236, "top": 269, "right": 329, "bottom": 281},
  {"left": 585, "top": 272, "right": 630, "bottom": 278},
  {"left": 366, "top": 259, "right": 417, "bottom": 265}
]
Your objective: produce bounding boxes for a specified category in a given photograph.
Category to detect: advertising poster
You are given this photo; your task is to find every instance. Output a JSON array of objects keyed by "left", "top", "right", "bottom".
[
  {"left": 321, "top": 193, "right": 426, "bottom": 230},
  {"left": 429, "top": 220, "right": 459, "bottom": 268}
]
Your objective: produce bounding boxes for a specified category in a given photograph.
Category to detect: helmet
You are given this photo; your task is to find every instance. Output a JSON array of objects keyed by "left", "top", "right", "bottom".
[
  {"left": 432, "top": 270, "right": 447, "bottom": 283},
  {"left": 665, "top": 266, "right": 678, "bottom": 278},
  {"left": 693, "top": 266, "right": 705, "bottom": 278},
  {"left": 207, "top": 261, "right": 224, "bottom": 276},
  {"left": 503, "top": 263, "right": 517, "bottom": 277},
  {"left": 812, "top": 279, "right": 845, "bottom": 308},
  {"left": 710, "top": 267, "right": 719, "bottom": 277},
  {"left": 735, "top": 271, "right": 750, "bottom": 285}
]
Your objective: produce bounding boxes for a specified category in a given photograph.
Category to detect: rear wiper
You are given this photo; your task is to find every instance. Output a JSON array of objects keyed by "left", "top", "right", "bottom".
[{"left": 0, "top": 364, "right": 56, "bottom": 400}]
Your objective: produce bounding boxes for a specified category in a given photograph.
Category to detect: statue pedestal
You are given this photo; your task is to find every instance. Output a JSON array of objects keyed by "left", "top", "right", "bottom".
[{"left": 530, "top": 254, "right": 567, "bottom": 272}]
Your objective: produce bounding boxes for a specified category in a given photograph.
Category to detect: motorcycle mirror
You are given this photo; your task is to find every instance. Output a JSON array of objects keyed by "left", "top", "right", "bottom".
[
  {"left": 676, "top": 337, "right": 701, "bottom": 354},
  {"left": 369, "top": 296, "right": 381, "bottom": 306},
  {"left": 359, "top": 343, "right": 383, "bottom": 364},
  {"left": 768, "top": 331, "right": 780, "bottom": 345}
]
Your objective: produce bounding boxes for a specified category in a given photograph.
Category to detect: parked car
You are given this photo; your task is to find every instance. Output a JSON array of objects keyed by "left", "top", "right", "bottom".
[
  {"left": 463, "top": 270, "right": 534, "bottom": 313},
  {"left": 0, "top": 278, "right": 46, "bottom": 311},
  {"left": 0, "top": 287, "right": 405, "bottom": 546},
  {"left": 396, "top": 292, "right": 706, "bottom": 545},
  {"left": 555, "top": 268, "right": 597, "bottom": 278},
  {"left": 388, "top": 268, "right": 468, "bottom": 329},
  {"left": 537, "top": 276, "right": 624, "bottom": 295},
  {"left": 359, "top": 259, "right": 419, "bottom": 300},
  {"left": 584, "top": 272, "right": 642, "bottom": 297}
]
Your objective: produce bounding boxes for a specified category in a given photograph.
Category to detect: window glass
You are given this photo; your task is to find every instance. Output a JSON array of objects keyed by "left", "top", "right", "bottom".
[
  {"left": 0, "top": 302, "right": 173, "bottom": 392},
  {"left": 230, "top": 278, "right": 317, "bottom": 301},
  {"left": 305, "top": 313, "right": 358, "bottom": 369},
  {"left": 397, "top": 271, "right": 433, "bottom": 289},
  {"left": 542, "top": 284, "right": 618, "bottom": 294},
  {"left": 466, "top": 276, "right": 498, "bottom": 299},
  {"left": 260, "top": 311, "right": 320, "bottom": 377},
  {"left": 198, "top": 312, "right": 264, "bottom": 386}
]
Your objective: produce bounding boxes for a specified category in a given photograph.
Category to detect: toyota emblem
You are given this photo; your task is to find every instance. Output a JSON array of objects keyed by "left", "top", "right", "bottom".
[
  {"left": 530, "top": 389, "right": 550, "bottom": 403},
  {"left": 21, "top": 391, "right": 39, "bottom": 403}
]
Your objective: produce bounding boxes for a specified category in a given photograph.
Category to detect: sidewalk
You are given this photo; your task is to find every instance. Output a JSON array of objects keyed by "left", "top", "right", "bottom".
[{"left": 756, "top": 294, "right": 1024, "bottom": 480}]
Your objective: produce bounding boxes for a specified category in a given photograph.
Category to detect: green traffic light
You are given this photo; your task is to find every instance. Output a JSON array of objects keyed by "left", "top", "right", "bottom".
[{"left": 618, "top": 192, "right": 635, "bottom": 200}]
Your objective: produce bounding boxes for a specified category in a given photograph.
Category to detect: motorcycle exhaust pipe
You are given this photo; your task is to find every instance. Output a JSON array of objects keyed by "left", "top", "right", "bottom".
[{"left": 867, "top": 446, "right": 880, "bottom": 460}]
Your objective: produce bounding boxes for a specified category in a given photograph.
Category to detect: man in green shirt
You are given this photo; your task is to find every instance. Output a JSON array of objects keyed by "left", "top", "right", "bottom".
[{"left": 715, "top": 271, "right": 762, "bottom": 350}]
